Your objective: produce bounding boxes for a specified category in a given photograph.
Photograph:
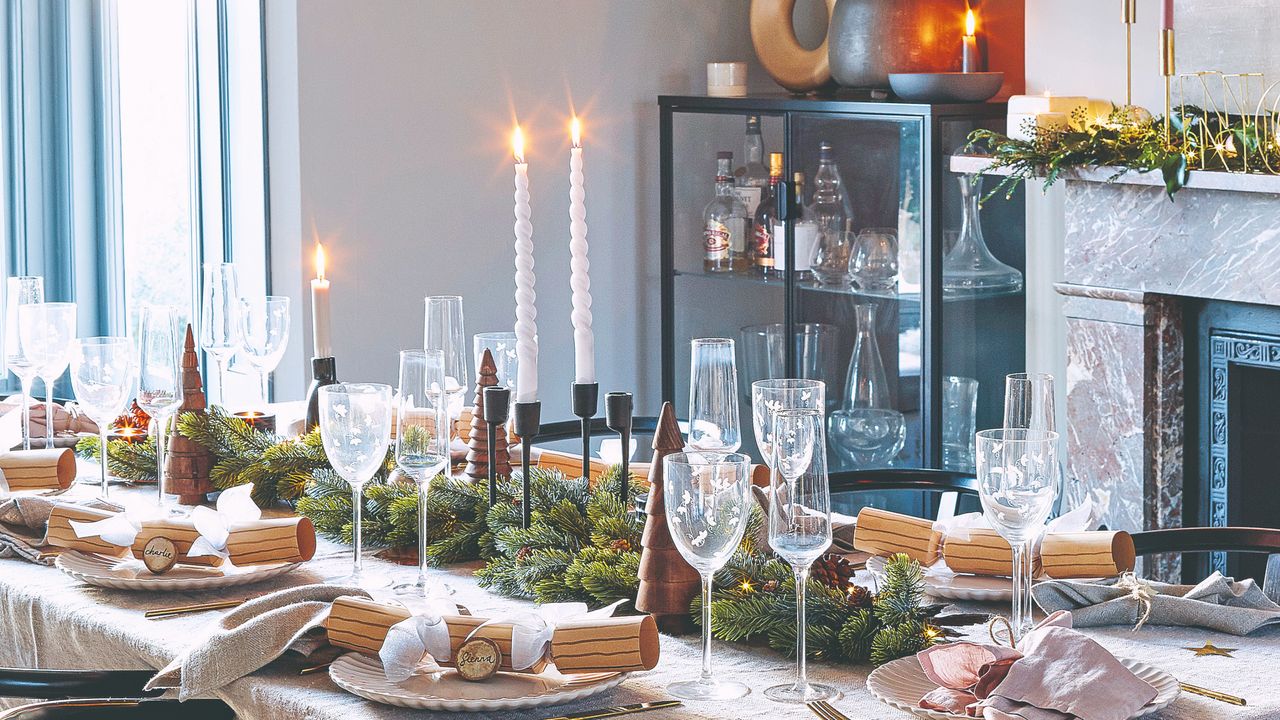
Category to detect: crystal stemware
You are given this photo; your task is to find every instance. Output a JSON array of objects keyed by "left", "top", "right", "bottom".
[
  {"left": 199, "top": 263, "right": 241, "bottom": 407},
  {"left": 688, "top": 338, "right": 740, "bottom": 453},
  {"left": 70, "top": 338, "right": 136, "bottom": 499},
  {"left": 238, "top": 295, "right": 291, "bottom": 405},
  {"left": 765, "top": 407, "right": 838, "bottom": 703},
  {"left": 472, "top": 331, "right": 519, "bottom": 392},
  {"left": 393, "top": 350, "right": 452, "bottom": 598},
  {"left": 850, "top": 227, "right": 899, "bottom": 293},
  {"left": 17, "top": 302, "right": 76, "bottom": 449},
  {"left": 424, "top": 296, "right": 467, "bottom": 421},
  {"left": 975, "top": 428, "right": 1059, "bottom": 641},
  {"left": 319, "top": 382, "right": 393, "bottom": 588},
  {"left": 4, "top": 276, "right": 44, "bottom": 450},
  {"left": 137, "top": 305, "right": 183, "bottom": 511},
  {"left": 751, "top": 379, "right": 824, "bottom": 469},
  {"left": 663, "top": 451, "right": 753, "bottom": 701}
]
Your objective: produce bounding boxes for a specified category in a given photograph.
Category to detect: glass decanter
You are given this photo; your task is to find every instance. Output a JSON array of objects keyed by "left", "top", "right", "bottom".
[
  {"left": 942, "top": 174, "right": 1024, "bottom": 296},
  {"left": 808, "top": 142, "right": 854, "bottom": 287},
  {"left": 828, "top": 303, "right": 905, "bottom": 465}
]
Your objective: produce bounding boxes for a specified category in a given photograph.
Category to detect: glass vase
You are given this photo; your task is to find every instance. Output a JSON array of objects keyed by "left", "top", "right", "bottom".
[
  {"left": 942, "top": 174, "right": 1024, "bottom": 296},
  {"left": 828, "top": 303, "right": 905, "bottom": 465}
]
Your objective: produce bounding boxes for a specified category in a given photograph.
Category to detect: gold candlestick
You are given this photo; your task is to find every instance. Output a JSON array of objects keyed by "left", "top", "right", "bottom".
[
  {"left": 1162, "top": 28, "right": 1176, "bottom": 141},
  {"left": 1122, "top": 0, "right": 1137, "bottom": 106}
]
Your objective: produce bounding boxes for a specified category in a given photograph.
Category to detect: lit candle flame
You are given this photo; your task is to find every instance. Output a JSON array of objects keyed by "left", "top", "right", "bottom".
[
  {"left": 513, "top": 125, "right": 526, "bottom": 164},
  {"left": 314, "top": 242, "right": 327, "bottom": 282},
  {"left": 965, "top": 8, "right": 976, "bottom": 37},
  {"left": 571, "top": 117, "right": 582, "bottom": 148}
]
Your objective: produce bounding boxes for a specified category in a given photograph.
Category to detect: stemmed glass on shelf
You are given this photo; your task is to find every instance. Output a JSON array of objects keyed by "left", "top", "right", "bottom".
[
  {"left": 319, "top": 382, "right": 393, "bottom": 588},
  {"left": 393, "top": 350, "right": 453, "bottom": 598},
  {"left": 663, "top": 451, "right": 753, "bottom": 701},
  {"left": 200, "top": 263, "right": 240, "bottom": 407},
  {"left": 19, "top": 303, "right": 78, "bottom": 448},
  {"left": 688, "top": 338, "right": 740, "bottom": 453},
  {"left": 424, "top": 296, "right": 467, "bottom": 421},
  {"left": 239, "top": 296, "right": 291, "bottom": 405},
  {"left": 765, "top": 407, "right": 839, "bottom": 703},
  {"left": 4, "top": 277, "right": 44, "bottom": 450},
  {"left": 70, "top": 338, "right": 136, "bottom": 499},
  {"left": 137, "top": 305, "right": 183, "bottom": 511}
]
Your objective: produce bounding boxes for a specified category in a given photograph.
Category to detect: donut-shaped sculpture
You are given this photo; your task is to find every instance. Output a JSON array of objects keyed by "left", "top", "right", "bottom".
[{"left": 750, "top": 0, "right": 838, "bottom": 94}]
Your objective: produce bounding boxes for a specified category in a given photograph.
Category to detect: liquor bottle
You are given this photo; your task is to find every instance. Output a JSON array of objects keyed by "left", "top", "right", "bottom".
[
  {"left": 753, "top": 152, "right": 784, "bottom": 278},
  {"left": 703, "top": 151, "right": 750, "bottom": 273},
  {"left": 775, "top": 171, "right": 818, "bottom": 280},
  {"left": 809, "top": 141, "right": 854, "bottom": 286},
  {"left": 734, "top": 115, "right": 769, "bottom": 216}
]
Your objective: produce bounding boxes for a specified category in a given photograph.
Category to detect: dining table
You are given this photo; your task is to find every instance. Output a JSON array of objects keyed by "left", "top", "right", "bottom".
[{"left": 0, "top": 479, "right": 1275, "bottom": 719}]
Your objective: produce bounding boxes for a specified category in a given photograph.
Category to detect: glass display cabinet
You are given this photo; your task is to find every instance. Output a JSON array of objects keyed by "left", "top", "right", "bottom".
[{"left": 658, "top": 94, "right": 1026, "bottom": 516}]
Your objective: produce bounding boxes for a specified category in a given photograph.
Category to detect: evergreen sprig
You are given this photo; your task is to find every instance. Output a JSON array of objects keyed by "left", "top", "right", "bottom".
[{"left": 75, "top": 435, "right": 158, "bottom": 483}]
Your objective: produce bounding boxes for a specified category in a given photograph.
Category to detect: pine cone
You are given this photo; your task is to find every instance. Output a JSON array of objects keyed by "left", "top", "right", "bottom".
[
  {"left": 610, "top": 538, "right": 632, "bottom": 552},
  {"left": 812, "top": 553, "right": 855, "bottom": 590},
  {"left": 515, "top": 545, "right": 533, "bottom": 562},
  {"left": 846, "top": 584, "right": 873, "bottom": 609},
  {"left": 762, "top": 579, "right": 780, "bottom": 593}
]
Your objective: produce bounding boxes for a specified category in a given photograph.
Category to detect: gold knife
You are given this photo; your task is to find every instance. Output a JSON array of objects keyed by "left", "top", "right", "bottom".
[
  {"left": 543, "top": 699, "right": 682, "bottom": 720},
  {"left": 1179, "top": 682, "right": 1246, "bottom": 706},
  {"left": 144, "top": 598, "right": 248, "bottom": 618}
]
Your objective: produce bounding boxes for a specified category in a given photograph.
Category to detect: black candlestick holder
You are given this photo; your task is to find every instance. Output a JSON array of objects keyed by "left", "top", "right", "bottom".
[
  {"left": 304, "top": 357, "right": 338, "bottom": 432},
  {"left": 482, "top": 386, "right": 511, "bottom": 508},
  {"left": 571, "top": 382, "right": 599, "bottom": 479},
  {"left": 512, "top": 401, "right": 541, "bottom": 529},
  {"left": 604, "top": 391, "right": 633, "bottom": 504}
]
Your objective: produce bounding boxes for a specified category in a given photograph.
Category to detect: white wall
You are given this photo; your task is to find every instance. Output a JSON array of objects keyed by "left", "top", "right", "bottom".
[{"left": 270, "top": 0, "right": 770, "bottom": 420}]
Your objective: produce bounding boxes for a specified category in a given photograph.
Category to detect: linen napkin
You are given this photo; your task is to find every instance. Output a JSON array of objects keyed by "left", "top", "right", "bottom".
[
  {"left": 147, "top": 583, "right": 370, "bottom": 700},
  {"left": 0, "top": 492, "right": 120, "bottom": 564},
  {"left": 1033, "top": 571, "right": 1280, "bottom": 635}
]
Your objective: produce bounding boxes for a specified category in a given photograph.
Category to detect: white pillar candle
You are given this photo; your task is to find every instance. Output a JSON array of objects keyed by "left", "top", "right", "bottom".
[
  {"left": 512, "top": 127, "right": 539, "bottom": 403},
  {"left": 310, "top": 242, "right": 332, "bottom": 358},
  {"left": 1007, "top": 112, "right": 1070, "bottom": 143},
  {"left": 1007, "top": 94, "right": 1089, "bottom": 117},
  {"left": 568, "top": 118, "right": 595, "bottom": 385}
]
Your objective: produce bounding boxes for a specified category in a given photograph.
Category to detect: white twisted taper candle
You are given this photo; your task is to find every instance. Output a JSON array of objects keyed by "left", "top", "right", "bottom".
[
  {"left": 513, "top": 129, "right": 538, "bottom": 403},
  {"left": 568, "top": 120, "right": 595, "bottom": 385}
]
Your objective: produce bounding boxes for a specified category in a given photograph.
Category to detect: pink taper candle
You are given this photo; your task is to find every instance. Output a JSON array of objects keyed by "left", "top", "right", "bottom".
[{"left": 1162, "top": 0, "right": 1173, "bottom": 29}]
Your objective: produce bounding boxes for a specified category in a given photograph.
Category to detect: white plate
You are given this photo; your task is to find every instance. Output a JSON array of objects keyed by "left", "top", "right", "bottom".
[
  {"left": 55, "top": 550, "right": 300, "bottom": 591},
  {"left": 866, "top": 655, "right": 1179, "bottom": 719},
  {"left": 328, "top": 652, "right": 628, "bottom": 712},
  {"left": 867, "top": 555, "right": 1013, "bottom": 602}
]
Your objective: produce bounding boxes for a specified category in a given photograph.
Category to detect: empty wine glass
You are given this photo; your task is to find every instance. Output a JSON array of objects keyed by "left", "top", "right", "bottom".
[
  {"left": 239, "top": 296, "right": 291, "bottom": 405},
  {"left": 1004, "top": 372, "right": 1056, "bottom": 432},
  {"left": 688, "top": 338, "right": 740, "bottom": 453},
  {"left": 200, "top": 263, "right": 240, "bottom": 407},
  {"left": 473, "top": 331, "right": 518, "bottom": 392},
  {"left": 393, "top": 350, "right": 452, "bottom": 598},
  {"left": 137, "top": 305, "right": 183, "bottom": 510},
  {"left": 4, "top": 276, "right": 44, "bottom": 450},
  {"left": 849, "top": 227, "right": 899, "bottom": 293},
  {"left": 70, "top": 338, "right": 136, "bottom": 499},
  {"left": 18, "top": 302, "right": 77, "bottom": 448},
  {"left": 424, "top": 296, "right": 467, "bottom": 420},
  {"left": 766, "top": 407, "right": 838, "bottom": 703},
  {"left": 319, "top": 382, "right": 393, "bottom": 587},
  {"left": 976, "top": 428, "right": 1059, "bottom": 641},
  {"left": 751, "top": 379, "right": 824, "bottom": 469},
  {"left": 663, "top": 451, "right": 753, "bottom": 701}
]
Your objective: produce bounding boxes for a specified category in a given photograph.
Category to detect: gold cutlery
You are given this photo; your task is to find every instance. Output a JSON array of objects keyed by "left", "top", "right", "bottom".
[
  {"left": 298, "top": 661, "right": 333, "bottom": 676},
  {"left": 543, "top": 699, "right": 683, "bottom": 720},
  {"left": 1179, "top": 682, "right": 1246, "bottom": 706},
  {"left": 807, "top": 700, "right": 852, "bottom": 720},
  {"left": 144, "top": 598, "right": 247, "bottom": 619}
]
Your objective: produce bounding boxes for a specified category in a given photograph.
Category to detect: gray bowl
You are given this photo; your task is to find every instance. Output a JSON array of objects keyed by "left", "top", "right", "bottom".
[{"left": 888, "top": 72, "right": 1004, "bottom": 103}]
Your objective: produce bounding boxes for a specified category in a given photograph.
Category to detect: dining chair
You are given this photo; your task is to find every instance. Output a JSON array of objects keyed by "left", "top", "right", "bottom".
[
  {"left": 829, "top": 468, "right": 980, "bottom": 522},
  {"left": 1130, "top": 526, "right": 1280, "bottom": 601},
  {"left": 0, "top": 669, "right": 232, "bottom": 720}
]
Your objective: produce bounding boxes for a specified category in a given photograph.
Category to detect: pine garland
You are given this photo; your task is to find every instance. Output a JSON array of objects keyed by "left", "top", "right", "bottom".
[{"left": 76, "top": 435, "right": 159, "bottom": 483}]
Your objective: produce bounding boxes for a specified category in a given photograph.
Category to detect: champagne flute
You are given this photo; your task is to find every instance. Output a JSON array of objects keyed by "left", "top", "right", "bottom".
[
  {"left": 663, "top": 451, "right": 753, "bottom": 701},
  {"left": 238, "top": 296, "right": 291, "bottom": 405},
  {"left": 137, "top": 305, "right": 183, "bottom": 511},
  {"left": 319, "top": 382, "right": 393, "bottom": 587},
  {"left": 199, "top": 263, "right": 240, "bottom": 407},
  {"left": 393, "top": 350, "right": 452, "bottom": 597},
  {"left": 976, "top": 428, "right": 1059, "bottom": 641},
  {"left": 688, "top": 338, "right": 740, "bottom": 453},
  {"left": 1003, "top": 372, "right": 1061, "bottom": 627},
  {"left": 69, "top": 338, "right": 136, "bottom": 499},
  {"left": 424, "top": 296, "right": 467, "bottom": 421},
  {"left": 765, "top": 407, "right": 838, "bottom": 703},
  {"left": 18, "top": 302, "right": 77, "bottom": 448},
  {"left": 472, "top": 331, "right": 519, "bottom": 392},
  {"left": 5, "top": 276, "right": 46, "bottom": 449},
  {"left": 751, "top": 379, "right": 824, "bottom": 468}
]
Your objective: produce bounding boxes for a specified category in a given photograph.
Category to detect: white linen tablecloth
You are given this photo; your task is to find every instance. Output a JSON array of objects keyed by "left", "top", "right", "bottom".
[{"left": 1, "top": 483, "right": 1275, "bottom": 719}]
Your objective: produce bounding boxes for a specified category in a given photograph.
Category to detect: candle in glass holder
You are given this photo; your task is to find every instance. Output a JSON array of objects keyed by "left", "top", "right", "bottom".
[
  {"left": 233, "top": 410, "right": 277, "bottom": 434},
  {"left": 110, "top": 426, "right": 148, "bottom": 445}
]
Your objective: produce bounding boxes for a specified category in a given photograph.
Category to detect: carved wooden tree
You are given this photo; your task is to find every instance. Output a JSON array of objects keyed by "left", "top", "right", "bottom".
[
  {"left": 466, "top": 349, "right": 511, "bottom": 481},
  {"left": 635, "top": 401, "right": 699, "bottom": 632},
  {"left": 165, "top": 324, "right": 214, "bottom": 505}
]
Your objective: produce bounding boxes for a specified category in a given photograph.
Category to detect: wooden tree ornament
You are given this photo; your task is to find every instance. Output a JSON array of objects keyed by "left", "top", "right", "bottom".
[
  {"left": 165, "top": 324, "right": 214, "bottom": 505},
  {"left": 466, "top": 349, "right": 511, "bottom": 481},
  {"left": 635, "top": 401, "right": 700, "bottom": 632}
]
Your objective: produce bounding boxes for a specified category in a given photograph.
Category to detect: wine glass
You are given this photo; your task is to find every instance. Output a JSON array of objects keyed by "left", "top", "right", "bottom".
[
  {"left": 473, "top": 331, "right": 519, "bottom": 392},
  {"left": 688, "top": 338, "right": 740, "bottom": 453},
  {"left": 319, "top": 382, "right": 393, "bottom": 587},
  {"left": 137, "top": 305, "right": 183, "bottom": 511},
  {"left": 18, "top": 302, "right": 77, "bottom": 448},
  {"left": 751, "top": 379, "right": 824, "bottom": 469},
  {"left": 238, "top": 296, "right": 291, "bottom": 405},
  {"left": 199, "top": 263, "right": 240, "bottom": 407},
  {"left": 663, "top": 451, "right": 753, "bottom": 701},
  {"left": 70, "top": 338, "right": 136, "bottom": 499},
  {"left": 1003, "top": 372, "right": 1056, "bottom": 432},
  {"left": 765, "top": 407, "right": 838, "bottom": 703},
  {"left": 393, "top": 350, "right": 452, "bottom": 598},
  {"left": 424, "top": 296, "right": 467, "bottom": 420},
  {"left": 4, "top": 276, "right": 44, "bottom": 450},
  {"left": 975, "top": 428, "right": 1059, "bottom": 641}
]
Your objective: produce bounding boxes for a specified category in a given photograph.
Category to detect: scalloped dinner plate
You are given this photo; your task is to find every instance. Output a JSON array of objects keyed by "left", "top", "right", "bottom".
[
  {"left": 867, "top": 555, "right": 1014, "bottom": 602},
  {"left": 55, "top": 550, "right": 299, "bottom": 591}
]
